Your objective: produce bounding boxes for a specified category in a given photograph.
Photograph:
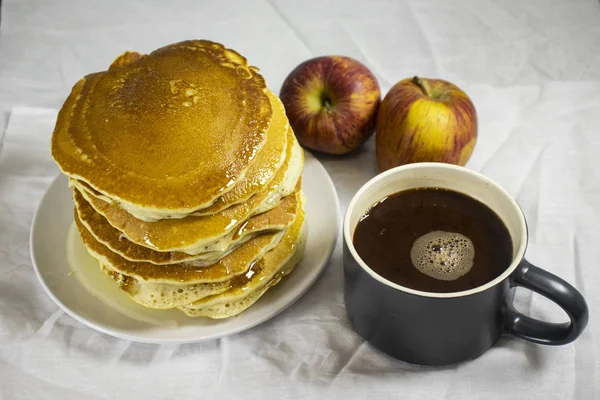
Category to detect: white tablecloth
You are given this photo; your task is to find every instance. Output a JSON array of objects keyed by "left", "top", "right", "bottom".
[{"left": 1, "top": 0, "right": 599, "bottom": 399}]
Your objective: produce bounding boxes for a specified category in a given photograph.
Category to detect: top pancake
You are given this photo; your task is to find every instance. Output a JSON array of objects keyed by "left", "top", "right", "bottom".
[
  {"left": 190, "top": 90, "right": 290, "bottom": 218},
  {"left": 96, "top": 89, "right": 290, "bottom": 221},
  {"left": 51, "top": 40, "right": 272, "bottom": 213}
]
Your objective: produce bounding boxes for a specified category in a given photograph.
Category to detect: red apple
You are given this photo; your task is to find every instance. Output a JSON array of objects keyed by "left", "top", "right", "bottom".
[
  {"left": 376, "top": 76, "right": 477, "bottom": 172},
  {"left": 280, "top": 56, "right": 380, "bottom": 155}
]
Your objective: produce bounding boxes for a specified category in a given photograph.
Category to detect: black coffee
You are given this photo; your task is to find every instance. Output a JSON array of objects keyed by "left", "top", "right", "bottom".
[{"left": 353, "top": 188, "right": 513, "bottom": 293}]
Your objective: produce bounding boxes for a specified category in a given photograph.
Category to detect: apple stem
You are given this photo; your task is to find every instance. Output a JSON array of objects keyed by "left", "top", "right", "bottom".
[
  {"left": 412, "top": 76, "right": 429, "bottom": 97},
  {"left": 320, "top": 90, "right": 333, "bottom": 113}
]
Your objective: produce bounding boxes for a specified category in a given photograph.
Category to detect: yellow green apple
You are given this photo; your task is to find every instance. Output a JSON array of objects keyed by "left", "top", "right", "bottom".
[{"left": 376, "top": 76, "right": 477, "bottom": 172}]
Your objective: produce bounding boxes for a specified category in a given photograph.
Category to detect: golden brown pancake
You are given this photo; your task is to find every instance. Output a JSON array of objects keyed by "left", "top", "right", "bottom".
[
  {"left": 76, "top": 214, "right": 286, "bottom": 284},
  {"left": 97, "top": 261, "right": 233, "bottom": 309},
  {"left": 109, "top": 51, "right": 144, "bottom": 69},
  {"left": 191, "top": 90, "right": 290, "bottom": 217},
  {"left": 180, "top": 204, "right": 307, "bottom": 318},
  {"left": 73, "top": 132, "right": 303, "bottom": 253},
  {"left": 69, "top": 90, "right": 290, "bottom": 222},
  {"left": 89, "top": 198, "right": 306, "bottom": 310},
  {"left": 52, "top": 40, "right": 272, "bottom": 214},
  {"left": 74, "top": 188, "right": 300, "bottom": 265},
  {"left": 52, "top": 39, "right": 309, "bottom": 318}
]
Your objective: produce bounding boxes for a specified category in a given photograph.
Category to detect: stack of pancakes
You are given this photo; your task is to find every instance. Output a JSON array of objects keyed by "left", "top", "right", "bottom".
[{"left": 51, "top": 41, "right": 307, "bottom": 318}]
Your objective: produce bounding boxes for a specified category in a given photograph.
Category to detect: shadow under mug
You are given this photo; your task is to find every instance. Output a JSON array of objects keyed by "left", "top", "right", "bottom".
[{"left": 343, "top": 163, "right": 589, "bottom": 366}]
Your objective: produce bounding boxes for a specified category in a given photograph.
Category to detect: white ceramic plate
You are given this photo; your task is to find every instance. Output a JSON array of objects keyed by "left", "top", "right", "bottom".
[{"left": 30, "top": 152, "right": 340, "bottom": 343}]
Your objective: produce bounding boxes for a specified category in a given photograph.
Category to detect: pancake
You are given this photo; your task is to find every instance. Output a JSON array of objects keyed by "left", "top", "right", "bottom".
[
  {"left": 73, "top": 133, "right": 303, "bottom": 253},
  {"left": 97, "top": 261, "right": 232, "bottom": 309},
  {"left": 52, "top": 39, "right": 309, "bottom": 319},
  {"left": 180, "top": 204, "right": 307, "bottom": 318},
  {"left": 190, "top": 90, "right": 290, "bottom": 217},
  {"left": 74, "top": 188, "right": 300, "bottom": 266},
  {"left": 179, "top": 230, "right": 306, "bottom": 318},
  {"left": 77, "top": 198, "right": 305, "bottom": 309},
  {"left": 109, "top": 51, "right": 144, "bottom": 69},
  {"left": 76, "top": 215, "right": 282, "bottom": 283},
  {"left": 71, "top": 90, "right": 290, "bottom": 222},
  {"left": 76, "top": 220, "right": 285, "bottom": 308},
  {"left": 52, "top": 40, "right": 272, "bottom": 216}
]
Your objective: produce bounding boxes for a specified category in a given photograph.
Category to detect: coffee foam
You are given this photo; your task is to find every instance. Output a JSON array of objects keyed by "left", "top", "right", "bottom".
[{"left": 410, "top": 231, "right": 474, "bottom": 281}]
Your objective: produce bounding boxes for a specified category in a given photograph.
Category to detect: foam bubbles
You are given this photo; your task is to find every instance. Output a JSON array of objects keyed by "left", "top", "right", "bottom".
[{"left": 410, "top": 231, "right": 474, "bottom": 281}]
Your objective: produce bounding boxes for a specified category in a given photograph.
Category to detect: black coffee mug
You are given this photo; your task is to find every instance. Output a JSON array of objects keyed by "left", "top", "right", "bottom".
[{"left": 343, "top": 163, "right": 589, "bottom": 366}]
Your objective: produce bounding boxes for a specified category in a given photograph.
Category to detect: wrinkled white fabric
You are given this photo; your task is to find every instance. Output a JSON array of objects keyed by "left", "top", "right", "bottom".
[{"left": 1, "top": 0, "right": 599, "bottom": 399}]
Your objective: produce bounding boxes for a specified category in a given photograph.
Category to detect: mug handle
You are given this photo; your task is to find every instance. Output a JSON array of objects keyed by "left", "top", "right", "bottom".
[{"left": 504, "top": 259, "right": 589, "bottom": 345}]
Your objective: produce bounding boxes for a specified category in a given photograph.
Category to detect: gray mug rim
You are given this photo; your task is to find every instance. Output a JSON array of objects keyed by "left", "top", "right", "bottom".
[{"left": 343, "top": 163, "right": 529, "bottom": 299}]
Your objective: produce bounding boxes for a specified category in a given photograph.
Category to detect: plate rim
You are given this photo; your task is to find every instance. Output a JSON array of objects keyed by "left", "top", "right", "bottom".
[{"left": 29, "top": 152, "right": 340, "bottom": 344}]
